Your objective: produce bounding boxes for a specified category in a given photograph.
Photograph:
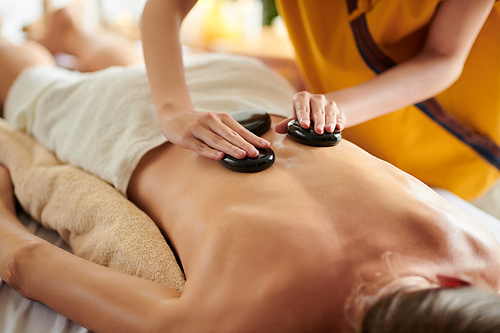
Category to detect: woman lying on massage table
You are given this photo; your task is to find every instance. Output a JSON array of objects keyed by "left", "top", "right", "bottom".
[{"left": 1, "top": 5, "right": 500, "bottom": 333}]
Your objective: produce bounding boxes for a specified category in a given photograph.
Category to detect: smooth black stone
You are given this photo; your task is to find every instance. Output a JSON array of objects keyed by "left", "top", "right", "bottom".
[
  {"left": 229, "top": 109, "right": 271, "bottom": 136},
  {"left": 220, "top": 147, "right": 275, "bottom": 173},
  {"left": 287, "top": 119, "right": 342, "bottom": 147},
  {"left": 220, "top": 109, "right": 273, "bottom": 173}
]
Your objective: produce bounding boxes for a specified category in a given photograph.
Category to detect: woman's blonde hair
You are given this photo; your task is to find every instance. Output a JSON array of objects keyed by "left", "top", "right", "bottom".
[
  {"left": 360, "top": 286, "right": 500, "bottom": 333},
  {"left": 344, "top": 251, "right": 410, "bottom": 329}
]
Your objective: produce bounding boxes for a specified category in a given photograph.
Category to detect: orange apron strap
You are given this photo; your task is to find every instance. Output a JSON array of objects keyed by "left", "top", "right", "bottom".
[{"left": 346, "top": 0, "right": 500, "bottom": 170}]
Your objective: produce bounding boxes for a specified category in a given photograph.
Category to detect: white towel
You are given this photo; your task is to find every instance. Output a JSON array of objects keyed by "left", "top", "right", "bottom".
[{"left": 5, "top": 53, "right": 296, "bottom": 195}]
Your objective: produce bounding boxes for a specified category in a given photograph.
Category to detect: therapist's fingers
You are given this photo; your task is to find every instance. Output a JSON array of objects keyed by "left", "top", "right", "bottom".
[
  {"left": 324, "top": 101, "right": 338, "bottom": 133},
  {"left": 310, "top": 95, "right": 327, "bottom": 134},
  {"left": 218, "top": 113, "right": 270, "bottom": 151},
  {"left": 158, "top": 110, "right": 270, "bottom": 160},
  {"left": 199, "top": 112, "right": 268, "bottom": 158},
  {"left": 279, "top": 92, "right": 346, "bottom": 135},
  {"left": 181, "top": 135, "right": 225, "bottom": 160},
  {"left": 337, "top": 112, "right": 346, "bottom": 131},
  {"left": 209, "top": 119, "right": 259, "bottom": 158},
  {"left": 195, "top": 112, "right": 270, "bottom": 159},
  {"left": 193, "top": 126, "right": 248, "bottom": 160},
  {"left": 293, "top": 91, "right": 311, "bottom": 129}
]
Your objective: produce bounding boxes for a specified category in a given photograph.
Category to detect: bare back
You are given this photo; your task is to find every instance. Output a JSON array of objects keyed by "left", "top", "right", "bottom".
[{"left": 128, "top": 116, "right": 500, "bottom": 332}]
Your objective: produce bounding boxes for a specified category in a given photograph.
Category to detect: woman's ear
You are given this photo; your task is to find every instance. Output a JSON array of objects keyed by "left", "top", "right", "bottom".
[{"left": 436, "top": 274, "right": 472, "bottom": 288}]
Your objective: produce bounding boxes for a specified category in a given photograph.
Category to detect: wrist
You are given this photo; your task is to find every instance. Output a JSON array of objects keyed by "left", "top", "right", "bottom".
[{"left": 156, "top": 101, "right": 194, "bottom": 117}]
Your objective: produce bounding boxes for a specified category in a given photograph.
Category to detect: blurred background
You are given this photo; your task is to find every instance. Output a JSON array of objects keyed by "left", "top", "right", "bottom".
[{"left": 0, "top": 0, "right": 303, "bottom": 89}]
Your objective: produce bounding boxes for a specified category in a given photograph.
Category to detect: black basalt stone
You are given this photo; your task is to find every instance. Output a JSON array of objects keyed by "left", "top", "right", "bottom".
[
  {"left": 220, "top": 147, "right": 275, "bottom": 173},
  {"left": 219, "top": 109, "right": 274, "bottom": 173},
  {"left": 287, "top": 119, "right": 342, "bottom": 147},
  {"left": 229, "top": 109, "right": 272, "bottom": 136}
]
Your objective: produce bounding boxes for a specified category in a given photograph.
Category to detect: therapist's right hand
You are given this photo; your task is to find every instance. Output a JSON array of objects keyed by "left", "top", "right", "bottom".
[
  {"left": 275, "top": 91, "right": 345, "bottom": 135},
  {"left": 157, "top": 109, "right": 271, "bottom": 160}
]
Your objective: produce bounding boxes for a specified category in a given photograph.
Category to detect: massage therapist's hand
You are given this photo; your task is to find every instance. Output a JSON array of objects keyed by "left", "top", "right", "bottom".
[
  {"left": 158, "top": 109, "right": 271, "bottom": 160},
  {"left": 275, "top": 91, "right": 346, "bottom": 135}
]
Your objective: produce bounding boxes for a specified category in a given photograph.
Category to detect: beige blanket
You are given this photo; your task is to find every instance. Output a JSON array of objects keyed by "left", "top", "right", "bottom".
[{"left": 0, "top": 118, "right": 185, "bottom": 292}]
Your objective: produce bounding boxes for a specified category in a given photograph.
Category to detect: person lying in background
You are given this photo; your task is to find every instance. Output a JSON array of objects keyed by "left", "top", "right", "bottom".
[{"left": 0, "top": 4, "right": 500, "bottom": 333}]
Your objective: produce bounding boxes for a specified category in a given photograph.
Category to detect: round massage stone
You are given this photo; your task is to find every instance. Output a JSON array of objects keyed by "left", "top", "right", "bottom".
[
  {"left": 220, "top": 147, "right": 275, "bottom": 173},
  {"left": 229, "top": 109, "right": 272, "bottom": 136},
  {"left": 287, "top": 119, "right": 342, "bottom": 147},
  {"left": 219, "top": 109, "right": 273, "bottom": 173}
]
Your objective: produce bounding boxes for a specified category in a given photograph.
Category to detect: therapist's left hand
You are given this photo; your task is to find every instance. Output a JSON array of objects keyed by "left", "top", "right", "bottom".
[{"left": 275, "top": 91, "right": 346, "bottom": 134}]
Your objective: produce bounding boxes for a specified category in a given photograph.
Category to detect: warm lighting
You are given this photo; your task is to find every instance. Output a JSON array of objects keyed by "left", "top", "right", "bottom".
[
  {"left": 197, "top": 0, "right": 215, "bottom": 9},
  {"left": 220, "top": 2, "right": 241, "bottom": 36},
  {"left": 189, "top": 0, "right": 263, "bottom": 44},
  {"left": 237, "top": 0, "right": 254, "bottom": 13},
  {"left": 115, "top": 10, "right": 133, "bottom": 27}
]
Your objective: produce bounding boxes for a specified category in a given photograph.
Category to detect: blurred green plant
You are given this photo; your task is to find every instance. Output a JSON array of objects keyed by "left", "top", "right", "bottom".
[{"left": 262, "top": 0, "right": 278, "bottom": 25}]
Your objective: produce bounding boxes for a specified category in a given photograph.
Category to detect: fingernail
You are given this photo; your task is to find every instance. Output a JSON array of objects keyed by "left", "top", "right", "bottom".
[
  {"left": 337, "top": 119, "right": 344, "bottom": 131},
  {"left": 251, "top": 147, "right": 259, "bottom": 155}
]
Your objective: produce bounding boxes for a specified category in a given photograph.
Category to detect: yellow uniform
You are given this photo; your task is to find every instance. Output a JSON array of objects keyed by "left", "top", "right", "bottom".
[{"left": 276, "top": 0, "right": 500, "bottom": 200}]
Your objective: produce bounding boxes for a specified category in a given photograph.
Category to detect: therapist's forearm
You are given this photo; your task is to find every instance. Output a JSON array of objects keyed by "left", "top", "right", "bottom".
[
  {"left": 326, "top": 50, "right": 463, "bottom": 127},
  {"left": 140, "top": 0, "right": 267, "bottom": 159},
  {"left": 141, "top": 0, "right": 196, "bottom": 114}
]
